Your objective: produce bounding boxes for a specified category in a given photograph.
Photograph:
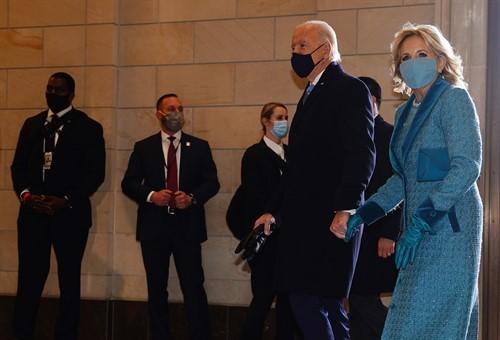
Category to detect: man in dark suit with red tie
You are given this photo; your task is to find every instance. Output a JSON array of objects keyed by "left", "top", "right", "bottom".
[
  {"left": 256, "top": 21, "right": 375, "bottom": 340},
  {"left": 11, "top": 72, "right": 106, "bottom": 340},
  {"left": 121, "top": 94, "right": 220, "bottom": 340}
]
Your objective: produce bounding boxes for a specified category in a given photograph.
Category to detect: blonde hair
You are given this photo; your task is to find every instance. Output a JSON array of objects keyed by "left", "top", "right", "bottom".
[
  {"left": 260, "top": 102, "right": 287, "bottom": 133},
  {"left": 390, "top": 23, "right": 466, "bottom": 95},
  {"left": 298, "top": 20, "right": 342, "bottom": 63}
]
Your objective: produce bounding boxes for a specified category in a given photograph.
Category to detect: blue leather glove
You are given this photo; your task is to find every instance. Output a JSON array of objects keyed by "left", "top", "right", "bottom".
[
  {"left": 395, "top": 216, "right": 433, "bottom": 269},
  {"left": 344, "top": 213, "right": 363, "bottom": 242}
]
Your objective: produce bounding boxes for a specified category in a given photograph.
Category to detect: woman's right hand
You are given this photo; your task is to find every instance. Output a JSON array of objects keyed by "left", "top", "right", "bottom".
[{"left": 254, "top": 213, "right": 275, "bottom": 235}]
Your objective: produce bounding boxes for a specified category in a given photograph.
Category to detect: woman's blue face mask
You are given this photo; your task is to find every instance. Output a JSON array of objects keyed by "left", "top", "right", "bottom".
[
  {"left": 271, "top": 120, "right": 289, "bottom": 138},
  {"left": 399, "top": 57, "right": 438, "bottom": 89}
]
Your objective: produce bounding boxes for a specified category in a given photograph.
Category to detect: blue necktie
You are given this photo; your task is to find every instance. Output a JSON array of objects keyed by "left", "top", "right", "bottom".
[{"left": 302, "top": 83, "right": 315, "bottom": 104}]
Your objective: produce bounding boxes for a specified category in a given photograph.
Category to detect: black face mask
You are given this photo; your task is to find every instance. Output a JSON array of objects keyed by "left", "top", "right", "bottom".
[
  {"left": 46, "top": 92, "right": 71, "bottom": 113},
  {"left": 290, "top": 43, "right": 325, "bottom": 78}
]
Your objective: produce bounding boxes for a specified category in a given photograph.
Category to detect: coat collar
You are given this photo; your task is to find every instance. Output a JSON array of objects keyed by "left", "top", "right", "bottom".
[
  {"left": 157, "top": 130, "right": 192, "bottom": 147},
  {"left": 43, "top": 108, "right": 78, "bottom": 147},
  {"left": 258, "top": 139, "right": 287, "bottom": 170},
  {"left": 298, "top": 62, "right": 343, "bottom": 110},
  {"left": 391, "top": 76, "right": 450, "bottom": 170},
  {"left": 153, "top": 132, "right": 167, "bottom": 167},
  {"left": 374, "top": 115, "right": 385, "bottom": 124}
]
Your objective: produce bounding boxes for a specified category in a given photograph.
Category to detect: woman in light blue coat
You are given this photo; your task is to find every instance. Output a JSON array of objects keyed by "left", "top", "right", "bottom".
[{"left": 333, "top": 23, "right": 483, "bottom": 339}]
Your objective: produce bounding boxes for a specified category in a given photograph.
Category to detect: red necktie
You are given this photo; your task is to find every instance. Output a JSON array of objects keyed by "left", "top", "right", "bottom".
[{"left": 166, "top": 136, "right": 178, "bottom": 194}]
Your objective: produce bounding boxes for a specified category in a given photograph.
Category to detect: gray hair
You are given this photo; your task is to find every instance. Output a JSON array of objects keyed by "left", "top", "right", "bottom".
[{"left": 297, "top": 20, "right": 341, "bottom": 62}]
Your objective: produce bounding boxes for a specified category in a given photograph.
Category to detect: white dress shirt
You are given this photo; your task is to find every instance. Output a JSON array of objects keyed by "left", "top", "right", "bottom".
[
  {"left": 263, "top": 135, "right": 285, "bottom": 160},
  {"left": 20, "top": 105, "right": 73, "bottom": 198},
  {"left": 46, "top": 105, "right": 73, "bottom": 146}
]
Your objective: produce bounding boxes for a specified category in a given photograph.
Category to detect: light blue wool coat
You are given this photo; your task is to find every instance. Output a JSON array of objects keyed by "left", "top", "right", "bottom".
[{"left": 358, "top": 76, "right": 483, "bottom": 339}]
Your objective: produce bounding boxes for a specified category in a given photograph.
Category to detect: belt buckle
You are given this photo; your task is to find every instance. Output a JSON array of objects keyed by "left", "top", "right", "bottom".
[{"left": 167, "top": 205, "right": 176, "bottom": 215}]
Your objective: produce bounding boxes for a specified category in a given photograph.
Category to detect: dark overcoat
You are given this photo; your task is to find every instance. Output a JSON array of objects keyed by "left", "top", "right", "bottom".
[
  {"left": 351, "top": 115, "right": 400, "bottom": 295},
  {"left": 274, "top": 63, "right": 376, "bottom": 298}
]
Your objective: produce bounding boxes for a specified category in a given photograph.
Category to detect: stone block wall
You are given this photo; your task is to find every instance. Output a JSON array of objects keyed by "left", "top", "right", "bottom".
[{"left": 0, "top": 0, "right": 435, "bottom": 306}]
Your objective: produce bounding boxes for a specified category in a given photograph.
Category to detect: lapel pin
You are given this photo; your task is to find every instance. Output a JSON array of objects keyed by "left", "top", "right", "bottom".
[{"left": 186, "top": 141, "right": 191, "bottom": 147}]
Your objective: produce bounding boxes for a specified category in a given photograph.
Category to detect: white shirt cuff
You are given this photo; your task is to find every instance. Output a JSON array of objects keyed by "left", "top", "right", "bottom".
[
  {"left": 20, "top": 189, "right": 30, "bottom": 200},
  {"left": 338, "top": 209, "right": 356, "bottom": 215},
  {"left": 146, "top": 191, "right": 155, "bottom": 203}
]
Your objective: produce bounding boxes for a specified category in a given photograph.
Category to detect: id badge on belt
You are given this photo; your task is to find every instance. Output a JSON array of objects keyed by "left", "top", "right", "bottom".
[{"left": 43, "top": 152, "right": 53, "bottom": 170}]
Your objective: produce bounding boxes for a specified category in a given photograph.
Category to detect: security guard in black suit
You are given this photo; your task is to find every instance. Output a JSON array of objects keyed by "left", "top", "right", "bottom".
[
  {"left": 121, "top": 94, "right": 219, "bottom": 340},
  {"left": 11, "top": 72, "right": 106, "bottom": 340}
]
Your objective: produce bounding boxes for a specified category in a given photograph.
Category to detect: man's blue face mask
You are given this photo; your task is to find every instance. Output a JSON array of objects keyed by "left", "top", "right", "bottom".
[{"left": 399, "top": 57, "right": 438, "bottom": 90}]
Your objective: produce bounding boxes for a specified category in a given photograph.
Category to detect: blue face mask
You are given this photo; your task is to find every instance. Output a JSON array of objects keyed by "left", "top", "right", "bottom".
[
  {"left": 399, "top": 57, "right": 438, "bottom": 89},
  {"left": 271, "top": 120, "right": 288, "bottom": 138}
]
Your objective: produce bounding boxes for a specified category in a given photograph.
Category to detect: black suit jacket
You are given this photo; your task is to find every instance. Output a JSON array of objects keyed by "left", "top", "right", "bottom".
[
  {"left": 226, "top": 140, "right": 287, "bottom": 240},
  {"left": 351, "top": 115, "right": 401, "bottom": 295},
  {"left": 241, "top": 140, "right": 287, "bottom": 232},
  {"left": 121, "top": 132, "right": 220, "bottom": 243},
  {"left": 11, "top": 108, "right": 106, "bottom": 228},
  {"left": 274, "top": 63, "right": 376, "bottom": 298}
]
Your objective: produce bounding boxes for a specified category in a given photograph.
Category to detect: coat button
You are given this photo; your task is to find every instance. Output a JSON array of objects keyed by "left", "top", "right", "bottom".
[{"left": 430, "top": 211, "right": 436, "bottom": 217}]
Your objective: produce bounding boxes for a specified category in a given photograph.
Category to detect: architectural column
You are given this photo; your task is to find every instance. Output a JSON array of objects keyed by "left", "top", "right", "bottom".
[{"left": 436, "top": 0, "right": 497, "bottom": 339}]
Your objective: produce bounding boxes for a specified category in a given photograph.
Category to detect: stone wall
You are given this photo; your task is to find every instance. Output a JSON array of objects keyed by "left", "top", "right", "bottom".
[{"left": 0, "top": 0, "right": 435, "bottom": 305}]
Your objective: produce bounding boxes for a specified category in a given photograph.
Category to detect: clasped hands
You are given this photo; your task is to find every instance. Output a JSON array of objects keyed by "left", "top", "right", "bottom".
[
  {"left": 151, "top": 189, "right": 192, "bottom": 209},
  {"left": 330, "top": 212, "right": 395, "bottom": 257},
  {"left": 25, "top": 194, "right": 69, "bottom": 216}
]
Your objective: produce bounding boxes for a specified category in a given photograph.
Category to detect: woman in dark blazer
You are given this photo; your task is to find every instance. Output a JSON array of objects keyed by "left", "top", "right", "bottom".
[{"left": 239, "top": 102, "right": 296, "bottom": 340}]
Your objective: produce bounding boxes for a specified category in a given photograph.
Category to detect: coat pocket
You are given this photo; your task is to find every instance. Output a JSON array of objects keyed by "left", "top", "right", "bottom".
[{"left": 416, "top": 147, "right": 450, "bottom": 182}]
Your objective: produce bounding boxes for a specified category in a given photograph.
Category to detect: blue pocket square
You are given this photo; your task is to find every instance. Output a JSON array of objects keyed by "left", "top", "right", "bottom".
[{"left": 417, "top": 148, "right": 450, "bottom": 182}]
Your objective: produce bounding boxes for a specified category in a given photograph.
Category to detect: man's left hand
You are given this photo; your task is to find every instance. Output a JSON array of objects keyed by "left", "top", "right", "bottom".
[
  {"left": 174, "top": 191, "right": 192, "bottom": 209},
  {"left": 329, "top": 211, "right": 351, "bottom": 238}
]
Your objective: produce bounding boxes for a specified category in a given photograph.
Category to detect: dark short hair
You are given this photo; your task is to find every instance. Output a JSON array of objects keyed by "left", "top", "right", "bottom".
[
  {"left": 260, "top": 102, "right": 287, "bottom": 133},
  {"left": 50, "top": 72, "right": 75, "bottom": 93},
  {"left": 156, "top": 93, "right": 179, "bottom": 109},
  {"left": 359, "top": 76, "right": 382, "bottom": 109}
]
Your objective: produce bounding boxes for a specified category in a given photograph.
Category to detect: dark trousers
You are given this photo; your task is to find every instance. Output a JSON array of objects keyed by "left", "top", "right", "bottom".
[
  {"left": 289, "top": 294, "right": 349, "bottom": 340},
  {"left": 348, "top": 294, "right": 388, "bottom": 340},
  {"left": 141, "top": 229, "right": 211, "bottom": 340},
  {"left": 240, "top": 237, "right": 297, "bottom": 340},
  {"left": 14, "top": 213, "right": 89, "bottom": 340}
]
